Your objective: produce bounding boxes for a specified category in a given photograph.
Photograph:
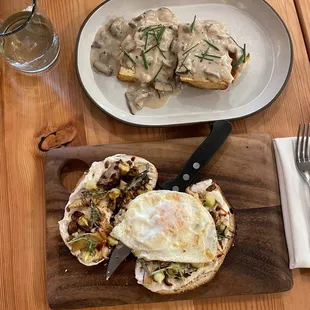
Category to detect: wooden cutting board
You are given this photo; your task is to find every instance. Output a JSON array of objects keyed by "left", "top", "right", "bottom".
[{"left": 45, "top": 134, "right": 292, "bottom": 309}]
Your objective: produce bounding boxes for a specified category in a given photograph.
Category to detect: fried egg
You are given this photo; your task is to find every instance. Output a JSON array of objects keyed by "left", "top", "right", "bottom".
[{"left": 111, "top": 190, "right": 218, "bottom": 263}]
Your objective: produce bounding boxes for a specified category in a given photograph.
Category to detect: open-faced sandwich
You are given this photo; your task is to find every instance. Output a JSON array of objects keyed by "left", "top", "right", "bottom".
[
  {"left": 91, "top": 7, "right": 249, "bottom": 113},
  {"left": 110, "top": 180, "right": 235, "bottom": 293},
  {"left": 58, "top": 154, "right": 158, "bottom": 266}
]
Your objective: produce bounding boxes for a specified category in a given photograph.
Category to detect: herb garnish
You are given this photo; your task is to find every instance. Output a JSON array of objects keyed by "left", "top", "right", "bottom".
[
  {"left": 232, "top": 44, "right": 248, "bottom": 71},
  {"left": 144, "top": 33, "right": 149, "bottom": 50},
  {"left": 182, "top": 43, "right": 199, "bottom": 55},
  {"left": 243, "top": 43, "right": 246, "bottom": 63},
  {"left": 69, "top": 236, "right": 97, "bottom": 256},
  {"left": 194, "top": 55, "right": 214, "bottom": 62},
  {"left": 121, "top": 47, "right": 136, "bottom": 64},
  {"left": 200, "top": 47, "right": 210, "bottom": 62},
  {"left": 150, "top": 64, "right": 163, "bottom": 83},
  {"left": 190, "top": 15, "right": 196, "bottom": 33},
  {"left": 179, "top": 54, "right": 189, "bottom": 70},
  {"left": 156, "top": 26, "right": 166, "bottom": 44},
  {"left": 90, "top": 201, "right": 103, "bottom": 228},
  {"left": 157, "top": 47, "right": 166, "bottom": 59},
  {"left": 141, "top": 50, "right": 149, "bottom": 69},
  {"left": 145, "top": 44, "right": 158, "bottom": 54},
  {"left": 204, "top": 39, "right": 220, "bottom": 51},
  {"left": 125, "top": 164, "right": 150, "bottom": 191}
]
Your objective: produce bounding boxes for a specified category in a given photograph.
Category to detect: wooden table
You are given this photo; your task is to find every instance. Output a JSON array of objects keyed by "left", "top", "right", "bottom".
[
  {"left": 0, "top": 0, "right": 310, "bottom": 310},
  {"left": 295, "top": 0, "right": 310, "bottom": 58}
]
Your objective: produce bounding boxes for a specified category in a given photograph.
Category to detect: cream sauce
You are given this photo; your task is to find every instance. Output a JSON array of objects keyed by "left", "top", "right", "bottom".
[{"left": 90, "top": 8, "right": 246, "bottom": 114}]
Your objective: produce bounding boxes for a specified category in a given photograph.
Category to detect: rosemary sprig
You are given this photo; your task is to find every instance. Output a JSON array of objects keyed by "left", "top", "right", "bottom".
[
  {"left": 195, "top": 55, "right": 214, "bottom": 62},
  {"left": 182, "top": 43, "right": 199, "bottom": 55},
  {"left": 90, "top": 201, "right": 103, "bottom": 228},
  {"left": 68, "top": 236, "right": 97, "bottom": 256},
  {"left": 190, "top": 15, "right": 196, "bottom": 32},
  {"left": 120, "top": 47, "right": 136, "bottom": 64},
  {"left": 204, "top": 39, "right": 220, "bottom": 51},
  {"left": 125, "top": 164, "right": 150, "bottom": 191},
  {"left": 141, "top": 50, "right": 149, "bottom": 70}
]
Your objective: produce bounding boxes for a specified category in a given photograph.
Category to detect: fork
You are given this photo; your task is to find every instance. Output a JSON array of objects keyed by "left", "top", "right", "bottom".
[{"left": 296, "top": 123, "right": 310, "bottom": 187}]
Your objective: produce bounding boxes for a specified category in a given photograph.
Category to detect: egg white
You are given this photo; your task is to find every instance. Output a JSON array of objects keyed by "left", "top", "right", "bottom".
[{"left": 111, "top": 190, "right": 218, "bottom": 263}]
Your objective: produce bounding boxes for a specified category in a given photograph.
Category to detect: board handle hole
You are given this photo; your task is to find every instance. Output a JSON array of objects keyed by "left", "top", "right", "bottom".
[{"left": 60, "top": 159, "right": 90, "bottom": 190}]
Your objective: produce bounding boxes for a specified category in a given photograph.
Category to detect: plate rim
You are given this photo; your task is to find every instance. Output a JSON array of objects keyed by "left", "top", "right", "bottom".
[{"left": 75, "top": 0, "right": 293, "bottom": 127}]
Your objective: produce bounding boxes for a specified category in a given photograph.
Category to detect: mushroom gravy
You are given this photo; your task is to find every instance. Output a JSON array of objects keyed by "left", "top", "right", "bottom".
[{"left": 91, "top": 8, "right": 247, "bottom": 114}]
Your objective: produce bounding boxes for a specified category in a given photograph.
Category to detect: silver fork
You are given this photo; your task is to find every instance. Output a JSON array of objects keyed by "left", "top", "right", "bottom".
[{"left": 296, "top": 123, "right": 310, "bottom": 187}]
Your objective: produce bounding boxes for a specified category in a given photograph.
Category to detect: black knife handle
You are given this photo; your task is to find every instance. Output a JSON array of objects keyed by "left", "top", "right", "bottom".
[{"left": 160, "top": 120, "right": 232, "bottom": 192}]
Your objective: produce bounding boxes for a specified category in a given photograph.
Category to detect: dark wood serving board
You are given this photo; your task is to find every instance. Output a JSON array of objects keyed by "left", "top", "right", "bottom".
[{"left": 45, "top": 134, "right": 292, "bottom": 309}]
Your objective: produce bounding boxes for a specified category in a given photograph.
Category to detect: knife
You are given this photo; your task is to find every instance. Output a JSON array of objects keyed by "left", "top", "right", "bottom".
[{"left": 105, "top": 120, "right": 232, "bottom": 280}]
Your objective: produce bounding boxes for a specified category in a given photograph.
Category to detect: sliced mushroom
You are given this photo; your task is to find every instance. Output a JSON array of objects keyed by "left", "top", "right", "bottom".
[
  {"left": 91, "top": 41, "right": 102, "bottom": 48},
  {"left": 68, "top": 221, "right": 79, "bottom": 235},
  {"left": 93, "top": 61, "right": 113, "bottom": 76},
  {"left": 71, "top": 211, "right": 84, "bottom": 222},
  {"left": 109, "top": 18, "right": 128, "bottom": 40},
  {"left": 154, "top": 82, "right": 173, "bottom": 92}
]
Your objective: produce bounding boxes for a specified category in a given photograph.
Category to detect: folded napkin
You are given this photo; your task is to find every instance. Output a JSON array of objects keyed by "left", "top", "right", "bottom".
[{"left": 273, "top": 137, "right": 310, "bottom": 269}]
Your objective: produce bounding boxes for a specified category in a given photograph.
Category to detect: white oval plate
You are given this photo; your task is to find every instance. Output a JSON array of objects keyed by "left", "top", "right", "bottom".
[{"left": 76, "top": 0, "right": 292, "bottom": 126}]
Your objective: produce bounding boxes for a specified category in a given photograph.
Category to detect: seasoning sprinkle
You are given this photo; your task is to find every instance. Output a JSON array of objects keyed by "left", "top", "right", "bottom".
[
  {"left": 190, "top": 15, "right": 196, "bottom": 33},
  {"left": 204, "top": 39, "right": 220, "bottom": 51},
  {"left": 182, "top": 43, "right": 199, "bottom": 55},
  {"left": 120, "top": 47, "right": 136, "bottom": 64}
]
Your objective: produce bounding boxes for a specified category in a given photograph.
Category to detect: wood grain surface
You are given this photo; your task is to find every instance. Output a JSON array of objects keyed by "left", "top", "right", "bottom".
[
  {"left": 45, "top": 134, "right": 292, "bottom": 309},
  {"left": 0, "top": 0, "right": 310, "bottom": 310},
  {"left": 295, "top": 0, "right": 310, "bottom": 58}
]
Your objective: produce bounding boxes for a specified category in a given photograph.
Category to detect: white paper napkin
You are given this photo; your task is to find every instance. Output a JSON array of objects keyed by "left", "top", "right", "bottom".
[{"left": 273, "top": 137, "right": 310, "bottom": 268}]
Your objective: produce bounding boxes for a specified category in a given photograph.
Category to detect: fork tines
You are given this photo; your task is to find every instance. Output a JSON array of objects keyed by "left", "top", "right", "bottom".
[{"left": 296, "top": 123, "right": 310, "bottom": 163}]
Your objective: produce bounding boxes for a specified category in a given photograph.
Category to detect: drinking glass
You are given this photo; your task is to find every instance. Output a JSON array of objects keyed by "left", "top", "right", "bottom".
[{"left": 0, "top": 0, "right": 60, "bottom": 73}]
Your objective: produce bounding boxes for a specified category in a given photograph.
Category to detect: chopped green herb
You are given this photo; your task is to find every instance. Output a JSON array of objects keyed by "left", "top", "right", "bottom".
[
  {"left": 204, "top": 39, "right": 220, "bottom": 51},
  {"left": 120, "top": 47, "right": 136, "bottom": 64},
  {"left": 144, "top": 33, "right": 149, "bottom": 50},
  {"left": 179, "top": 53, "right": 189, "bottom": 69},
  {"left": 232, "top": 54, "right": 245, "bottom": 71},
  {"left": 190, "top": 15, "right": 196, "bottom": 33},
  {"left": 157, "top": 46, "right": 166, "bottom": 59},
  {"left": 216, "top": 226, "right": 230, "bottom": 241},
  {"left": 141, "top": 50, "right": 149, "bottom": 70},
  {"left": 182, "top": 43, "right": 199, "bottom": 55},
  {"left": 194, "top": 55, "right": 214, "bottom": 62},
  {"left": 204, "top": 54, "right": 221, "bottom": 59},
  {"left": 151, "top": 64, "right": 163, "bottom": 83},
  {"left": 200, "top": 47, "right": 210, "bottom": 62},
  {"left": 243, "top": 43, "right": 246, "bottom": 63},
  {"left": 145, "top": 44, "right": 158, "bottom": 53},
  {"left": 156, "top": 26, "right": 166, "bottom": 44}
]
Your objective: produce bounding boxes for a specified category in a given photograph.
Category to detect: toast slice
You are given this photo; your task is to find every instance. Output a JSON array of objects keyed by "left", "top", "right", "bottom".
[{"left": 175, "top": 20, "right": 250, "bottom": 90}]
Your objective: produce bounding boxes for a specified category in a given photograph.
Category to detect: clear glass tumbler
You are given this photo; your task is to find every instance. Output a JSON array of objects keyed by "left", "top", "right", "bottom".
[{"left": 0, "top": 0, "right": 60, "bottom": 73}]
